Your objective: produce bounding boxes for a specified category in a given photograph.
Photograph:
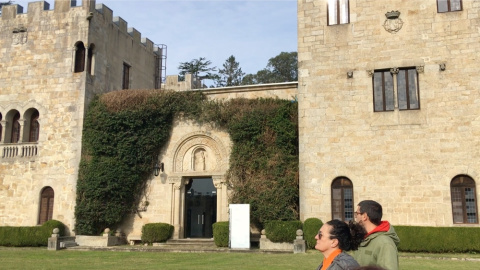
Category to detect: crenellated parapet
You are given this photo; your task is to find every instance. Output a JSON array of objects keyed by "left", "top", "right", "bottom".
[{"left": 1, "top": 0, "right": 160, "bottom": 54}]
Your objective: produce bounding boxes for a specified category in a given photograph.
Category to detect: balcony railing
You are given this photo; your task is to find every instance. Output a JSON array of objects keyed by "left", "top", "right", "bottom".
[{"left": 1, "top": 143, "right": 39, "bottom": 158}]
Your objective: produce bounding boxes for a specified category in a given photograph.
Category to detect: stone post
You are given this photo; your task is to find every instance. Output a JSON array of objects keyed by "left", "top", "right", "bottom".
[
  {"left": 47, "top": 228, "right": 60, "bottom": 251},
  {"left": 293, "top": 229, "right": 306, "bottom": 254}
]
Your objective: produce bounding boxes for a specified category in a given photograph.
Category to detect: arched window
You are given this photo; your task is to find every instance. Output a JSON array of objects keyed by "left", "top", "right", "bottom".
[
  {"left": 331, "top": 177, "right": 354, "bottom": 221},
  {"left": 29, "top": 110, "right": 40, "bottom": 142},
  {"left": 11, "top": 111, "right": 20, "bottom": 143},
  {"left": 86, "top": 44, "right": 95, "bottom": 75},
  {"left": 451, "top": 175, "right": 478, "bottom": 224},
  {"left": 38, "top": 187, "right": 54, "bottom": 225},
  {"left": 74, "top": 41, "right": 85, "bottom": 73}
]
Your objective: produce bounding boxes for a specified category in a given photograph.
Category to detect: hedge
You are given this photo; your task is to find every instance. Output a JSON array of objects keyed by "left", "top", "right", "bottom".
[
  {"left": 0, "top": 220, "right": 66, "bottom": 247},
  {"left": 395, "top": 225, "right": 480, "bottom": 253},
  {"left": 141, "top": 223, "right": 174, "bottom": 244},
  {"left": 213, "top": 221, "right": 229, "bottom": 247},
  {"left": 303, "top": 218, "right": 323, "bottom": 249},
  {"left": 264, "top": 220, "right": 302, "bottom": 243}
]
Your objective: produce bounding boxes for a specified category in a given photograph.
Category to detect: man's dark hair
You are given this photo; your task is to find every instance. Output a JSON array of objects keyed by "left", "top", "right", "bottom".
[{"left": 358, "top": 200, "right": 383, "bottom": 225}]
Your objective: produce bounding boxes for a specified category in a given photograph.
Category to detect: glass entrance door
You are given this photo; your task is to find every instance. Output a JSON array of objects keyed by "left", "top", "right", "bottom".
[{"left": 185, "top": 178, "right": 217, "bottom": 238}]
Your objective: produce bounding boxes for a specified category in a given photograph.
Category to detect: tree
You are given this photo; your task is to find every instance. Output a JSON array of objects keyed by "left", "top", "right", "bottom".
[
  {"left": 178, "top": 57, "right": 217, "bottom": 89},
  {"left": 0, "top": 1, "right": 13, "bottom": 15},
  {"left": 215, "top": 55, "right": 245, "bottom": 87},
  {"left": 265, "top": 51, "right": 298, "bottom": 82},
  {"left": 241, "top": 51, "right": 298, "bottom": 85}
]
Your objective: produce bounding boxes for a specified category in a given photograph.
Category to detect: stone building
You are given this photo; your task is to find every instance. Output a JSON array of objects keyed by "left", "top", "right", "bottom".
[
  {"left": 298, "top": 0, "right": 479, "bottom": 227},
  {"left": 0, "top": 0, "right": 163, "bottom": 234},
  {"left": 0, "top": 0, "right": 298, "bottom": 239}
]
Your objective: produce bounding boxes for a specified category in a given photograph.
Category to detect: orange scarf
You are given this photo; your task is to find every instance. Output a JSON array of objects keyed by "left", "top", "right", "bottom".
[{"left": 321, "top": 249, "right": 342, "bottom": 270}]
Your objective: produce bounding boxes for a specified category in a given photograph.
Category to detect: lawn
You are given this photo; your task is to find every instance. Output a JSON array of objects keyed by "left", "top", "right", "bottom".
[{"left": 0, "top": 247, "right": 479, "bottom": 270}]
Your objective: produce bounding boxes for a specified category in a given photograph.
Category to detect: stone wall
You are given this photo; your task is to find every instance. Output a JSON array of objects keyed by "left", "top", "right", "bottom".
[{"left": 298, "top": 0, "right": 480, "bottom": 226}]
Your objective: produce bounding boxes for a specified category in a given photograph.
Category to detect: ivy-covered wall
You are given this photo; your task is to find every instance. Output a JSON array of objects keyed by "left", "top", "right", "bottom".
[{"left": 75, "top": 89, "right": 298, "bottom": 235}]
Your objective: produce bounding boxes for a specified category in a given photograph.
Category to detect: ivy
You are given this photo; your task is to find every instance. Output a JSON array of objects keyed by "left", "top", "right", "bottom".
[{"left": 75, "top": 90, "right": 298, "bottom": 235}]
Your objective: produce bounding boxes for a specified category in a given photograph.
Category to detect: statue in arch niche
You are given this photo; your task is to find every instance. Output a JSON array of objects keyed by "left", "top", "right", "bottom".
[{"left": 193, "top": 148, "right": 206, "bottom": 171}]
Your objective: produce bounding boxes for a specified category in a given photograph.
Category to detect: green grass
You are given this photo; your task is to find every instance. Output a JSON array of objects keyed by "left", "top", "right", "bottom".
[{"left": 0, "top": 248, "right": 479, "bottom": 270}]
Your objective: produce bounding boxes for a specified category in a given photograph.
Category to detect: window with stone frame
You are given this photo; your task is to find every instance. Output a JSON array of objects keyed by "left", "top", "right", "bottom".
[
  {"left": 38, "top": 187, "right": 54, "bottom": 225},
  {"left": 122, "top": 62, "right": 131, "bottom": 89},
  {"left": 74, "top": 41, "right": 85, "bottom": 73},
  {"left": 451, "top": 175, "right": 478, "bottom": 224},
  {"left": 437, "top": 0, "right": 462, "bottom": 13},
  {"left": 11, "top": 111, "right": 20, "bottom": 143},
  {"left": 331, "top": 177, "right": 354, "bottom": 221},
  {"left": 327, "top": 0, "right": 349, "bottom": 25},
  {"left": 373, "top": 67, "right": 420, "bottom": 112}
]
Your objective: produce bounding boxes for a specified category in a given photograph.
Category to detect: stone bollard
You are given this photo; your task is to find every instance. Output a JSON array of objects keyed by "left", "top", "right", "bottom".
[
  {"left": 47, "top": 228, "right": 60, "bottom": 251},
  {"left": 293, "top": 229, "right": 306, "bottom": 254}
]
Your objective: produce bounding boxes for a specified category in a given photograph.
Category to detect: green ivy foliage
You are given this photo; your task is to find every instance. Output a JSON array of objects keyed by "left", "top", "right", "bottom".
[{"left": 75, "top": 90, "right": 298, "bottom": 235}]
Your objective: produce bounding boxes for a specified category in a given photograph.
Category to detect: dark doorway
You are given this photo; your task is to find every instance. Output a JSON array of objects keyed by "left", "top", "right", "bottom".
[{"left": 184, "top": 178, "right": 217, "bottom": 238}]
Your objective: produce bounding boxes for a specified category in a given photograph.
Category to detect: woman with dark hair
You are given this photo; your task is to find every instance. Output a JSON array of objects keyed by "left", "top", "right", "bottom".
[{"left": 315, "top": 220, "right": 366, "bottom": 270}]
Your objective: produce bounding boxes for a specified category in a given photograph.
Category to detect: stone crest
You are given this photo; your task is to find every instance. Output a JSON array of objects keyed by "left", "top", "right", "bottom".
[{"left": 383, "top": 10, "right": 403, "bottom": 34}]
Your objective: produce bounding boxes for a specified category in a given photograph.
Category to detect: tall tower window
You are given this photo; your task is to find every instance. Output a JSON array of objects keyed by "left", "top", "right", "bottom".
[{"left": 74, "top": 41, "right": 86, "bottom": 73}]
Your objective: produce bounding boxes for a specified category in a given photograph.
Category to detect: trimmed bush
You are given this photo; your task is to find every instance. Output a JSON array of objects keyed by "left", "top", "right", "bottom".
[
  {"left": 212, "top": 221, "right": 229, "bottom": 247},
  {"left": 0, "top": 220, "right": 66, "bottom": 247},
  {"left": 303, "top": 218, "right": 323, "bottom": 249},
  {"left": 395, "top": 226, "right": 480, "bottom": 253},
  {"left": 264, "top": 220, "right": 302, "bottom": 243},
  {"left": 141, "top": 223, "right": 174, "bottom": 244}
]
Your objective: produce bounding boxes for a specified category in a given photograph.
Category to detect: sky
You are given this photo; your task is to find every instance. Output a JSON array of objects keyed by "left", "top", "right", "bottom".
[{"left": 12, "top": 0, "right": 297, "bottom": 84}]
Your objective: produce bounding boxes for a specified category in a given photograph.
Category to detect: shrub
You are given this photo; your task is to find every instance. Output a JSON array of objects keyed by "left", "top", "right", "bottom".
[
  {"left": 395, "top": 226, "right": 480, "bottom": 253},
  {"left": 0, "top": 220, "right": 66, "bottom": 247},
  {"left": 212, "top": 221, "right": 229, "bottom": 247},
  {"left": 141, "top": 223, "right": 174, "bottom": 244},
  {"left": 303, "top": 218, "right": 323, "bottom": 249},
  {"left": 264, "top": 220, "right": 302, "bottom": 243}
]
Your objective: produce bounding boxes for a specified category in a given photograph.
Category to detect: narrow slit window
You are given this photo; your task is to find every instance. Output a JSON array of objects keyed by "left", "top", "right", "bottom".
[{"left": 122, "top": 63, "right": 131, "bottom": 89}]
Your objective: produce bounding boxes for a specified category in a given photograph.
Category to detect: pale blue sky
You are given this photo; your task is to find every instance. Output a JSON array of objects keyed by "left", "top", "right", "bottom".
[{"left": 13, "top": 0, "right": 297, "bottom": 81}]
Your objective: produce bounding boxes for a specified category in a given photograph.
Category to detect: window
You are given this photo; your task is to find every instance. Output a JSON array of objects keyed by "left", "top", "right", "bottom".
[
  {"left": 0, "top": 113, "right": 2, "bottom": 142},
  {"left": 74, "top": 41, "right": 85, "bottom": 73},
  {"left": 87, "top": 44, "right": 95, "bottom": 75},
  {"left": 328, "top": 0, "right": 349, "bottom": 25},
  {"left": 373, "top": 67, "right": 420, "bottom": 112},
  {"left": 331, "top": 177, "right": 354, "bottom": 221},
  {"left": 451, "top": 175, "right": 478, "bottom": 224},
  {"left": 122, "top": 62, "right": 130, "bottom": 89},
  {"left": 38, "top": 187, "right": 54, "bottom": 225},
  {"left": 29, "top": 111, "right": 40, "bottom": 142},
  {"left": 437, "top": 0, "right": 462, "bottom": 13},
  {"left": 11, "top": 111, "right": 20, "bottom": 143}
]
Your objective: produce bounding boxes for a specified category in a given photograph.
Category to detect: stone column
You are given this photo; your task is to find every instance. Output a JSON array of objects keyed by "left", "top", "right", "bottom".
[
  {"left": 0, "top": 120, "right": 6, "bottom": 143},
  {"left": 168, "top": 176, "right": 182, "bottom": 239},
  {"left": 213, "top": 175, "right": 228, "bottom": 222}
]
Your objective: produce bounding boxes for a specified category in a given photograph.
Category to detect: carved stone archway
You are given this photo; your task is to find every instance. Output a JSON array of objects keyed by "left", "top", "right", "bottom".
[{"left": 167, "top": 131, "right": 229, "bottom": 239}]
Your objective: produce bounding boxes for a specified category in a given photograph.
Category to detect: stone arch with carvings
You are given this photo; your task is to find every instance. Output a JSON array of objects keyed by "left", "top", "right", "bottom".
[{"left": 172, "top": 131, "right": 229, "bottom": 173}]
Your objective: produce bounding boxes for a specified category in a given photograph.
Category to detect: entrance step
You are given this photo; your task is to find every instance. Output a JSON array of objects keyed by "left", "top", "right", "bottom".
[{"left": 162, "top": 238, "right": 217, "bottom": 250}]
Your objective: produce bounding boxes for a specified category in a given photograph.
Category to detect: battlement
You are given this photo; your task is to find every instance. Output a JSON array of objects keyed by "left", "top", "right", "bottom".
[{"left": 1, "top": 0, "right": 161, "bottom": 54}]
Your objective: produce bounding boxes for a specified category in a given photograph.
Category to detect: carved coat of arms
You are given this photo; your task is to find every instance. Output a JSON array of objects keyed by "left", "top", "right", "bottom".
[{"left": 383, "top": 11, "right": 403, "bottom": 34}]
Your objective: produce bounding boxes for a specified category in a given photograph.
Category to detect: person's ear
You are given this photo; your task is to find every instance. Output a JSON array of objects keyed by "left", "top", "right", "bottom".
[{"left": 331, "top": 238, "right": 339, "bottom": 248}]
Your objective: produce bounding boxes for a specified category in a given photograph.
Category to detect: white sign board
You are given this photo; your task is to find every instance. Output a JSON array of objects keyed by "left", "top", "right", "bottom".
[{"left": 229, "top": 204, "right": 250, "bottom": 249}]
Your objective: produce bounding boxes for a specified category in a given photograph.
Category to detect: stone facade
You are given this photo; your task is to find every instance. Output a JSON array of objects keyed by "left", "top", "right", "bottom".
[
  {"left": 0, "top": 0, "right": 298, "bottom": 238},
  {"left": 0, "top": 0, "right": 160, "bottom": 234},
  {"left": 298, "top": 0, "right": 480, "bottom": 226}
]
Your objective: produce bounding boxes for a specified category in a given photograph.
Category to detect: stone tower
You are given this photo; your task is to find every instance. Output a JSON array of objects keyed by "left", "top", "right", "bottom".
[
  {"left": 0, "top": 0, "right": 162, "bottom": 234},
  {"left": 298, "top": 0, "right": 479, "bottom": 227}
]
